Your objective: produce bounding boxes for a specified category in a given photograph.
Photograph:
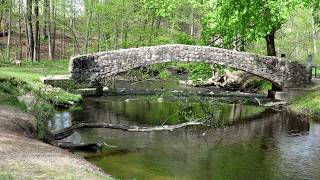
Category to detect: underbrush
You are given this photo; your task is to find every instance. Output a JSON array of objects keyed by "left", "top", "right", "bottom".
[
  {"left": 243, "top": 78, "right": 272, "bottom": 94},
  {"left": 124, "top": 62, "right": 216, "bottom": 81}
]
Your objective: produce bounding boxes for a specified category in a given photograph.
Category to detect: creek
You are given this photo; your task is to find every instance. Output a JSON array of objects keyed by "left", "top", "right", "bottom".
[{"left": 49, "top": 82, "right": 320, "bottom": 179}]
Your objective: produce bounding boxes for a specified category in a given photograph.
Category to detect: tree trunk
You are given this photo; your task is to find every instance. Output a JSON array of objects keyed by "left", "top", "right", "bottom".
[
  {"left": 312, "top": 1, "right": 320, "bottom": 62},
  {"left": 26, "top": 0, "right": 34, "bottom": 60},
  {"left": 18, "top": 0, "right": 23, "bottom": 60},
  {"left": 265, "top": 30, "right": 276, "bottom": 56},
  {"left": 114, "top": 23, "right": 119, "bottom": 49},
  {"left": 190, "top": 7, "right": 195, "bottom": 37},
  {"left": 97, "top": 23, "right": 101, "bottom": 52},
  {"left": 24, "top": 16, "right": 29, "bottom": 58},
  {"left": 84, "top": 11, "right": 93, "bottom": 54},
  {"left": 52, "top": 1, "right": 57, "bottom": 60},
  {"left": 138, "top": 19, "right": 148, "bottom": 47},
  {"left": 122, "top": 23, "right": 128, "bottom": 48},
  {"left": 312, "top": 17, "right": 318, "bottom": 61},
  {"left": 34, "top": 0, "right": 40, "bottom": 61},
  {"left": 42, "top": 0, "right": 48, "bottom": 39},
  {"left": 48, "top": 0, "right": 53, "bottom": 60},
  {"left": 6, "top": 0, "right": 12, "bottom": 60},
  {"left": 149, "top": 13, "right": 155, "bottom": 45}
]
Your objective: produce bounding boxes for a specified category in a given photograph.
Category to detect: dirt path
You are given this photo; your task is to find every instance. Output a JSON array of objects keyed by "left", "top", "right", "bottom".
[{"left": 0, "top": 106, "right": 110, "bottom": 180}]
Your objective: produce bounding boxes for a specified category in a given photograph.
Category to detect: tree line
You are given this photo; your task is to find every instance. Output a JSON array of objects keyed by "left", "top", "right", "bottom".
[{"left": 0, "top": 0, "right": 319, "bottom": 62}]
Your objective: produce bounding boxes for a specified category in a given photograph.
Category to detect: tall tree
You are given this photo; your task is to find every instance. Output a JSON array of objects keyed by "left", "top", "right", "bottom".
[
  {"left": 18, "top": 0, "right": 23, "bottom": 60},
  {"left": 34, "top": 0, "right": 40, "bottom": 61},
  {"left": 48, "top": 0, "right": 53, "bottom": 60},
  {"left": 43, "top": 0, "right": 49, "bottom": 39},
  {"left": 6, "top": 0, "right": 12, "bottom": 60},
  {"left": 302, "top": 0, "right": 320, "bottom": 60},
  {"left": 84, "top": 0, "right": 94, "bottom": 54},
  {"left": 202, "top": 0, "right": 299, "bottom": 56},
  {"left": 26, "top": 0, "right": 34, "bottom": 60}
]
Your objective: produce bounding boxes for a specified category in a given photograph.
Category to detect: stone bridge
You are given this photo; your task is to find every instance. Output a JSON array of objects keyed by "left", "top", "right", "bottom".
[{"left": 69, "top": 44, "right": 311, "bottom": 90}]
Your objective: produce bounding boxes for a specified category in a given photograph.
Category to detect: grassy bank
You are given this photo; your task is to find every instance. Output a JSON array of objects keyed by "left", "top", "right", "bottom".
[
  {"left": 0, "top": 59, "right": 69, "bottom": 81},
  {"left": 290, "top": 91, "right": 320, "bottom": 119},
  {"left": 0, "top": 60, "right": 81, "bottom": 106},
  {"left": 0, "top": 60, "right": 82, "bottom": 138}
]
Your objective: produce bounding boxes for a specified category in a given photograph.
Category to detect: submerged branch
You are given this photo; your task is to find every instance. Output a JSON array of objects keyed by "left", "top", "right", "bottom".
[
  {"left": 52, "top": 121, "right": 207, "bottom": 140},
  {"left": 56, "top": 142, "right": 117, "bottom": 152}
]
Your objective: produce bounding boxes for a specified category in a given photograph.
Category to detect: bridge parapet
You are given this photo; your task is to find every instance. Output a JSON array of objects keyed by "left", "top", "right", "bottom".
[{"left": 70, "top": 44, "right": 311, "bottom": 89}]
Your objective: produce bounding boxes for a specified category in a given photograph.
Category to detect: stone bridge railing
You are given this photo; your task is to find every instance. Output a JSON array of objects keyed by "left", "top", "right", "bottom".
[{"left": 69, "top": 44, "right": 311, "bottom": 89}]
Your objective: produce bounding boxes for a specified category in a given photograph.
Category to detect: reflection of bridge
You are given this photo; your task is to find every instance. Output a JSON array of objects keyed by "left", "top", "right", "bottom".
[{"left": 69, "top": 44, "right": 311, "bottom": 90}]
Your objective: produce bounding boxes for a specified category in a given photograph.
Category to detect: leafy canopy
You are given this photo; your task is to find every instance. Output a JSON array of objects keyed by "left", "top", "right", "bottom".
[{"left": 201, "top": 0, "right": 300, "bottom": 46}]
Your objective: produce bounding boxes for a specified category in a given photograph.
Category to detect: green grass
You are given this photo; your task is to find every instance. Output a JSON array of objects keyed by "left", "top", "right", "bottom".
[
  {"left": 40, "top": 87, "right": 82, "bottom": 105},
  {"left": 0, "top": 78, "right": 31, "bottom": 111},
  {"left": 244, "top": 79, "right": 272, "bottom": 94},
  {"left": 0, "top": 60, "right": 82, "bottom": 139},
  {"left": 0, "top": 59, "right": 81, "bottom": 107},
  {"left": 291, "top": 91, "right": 320, "bottom": 117},
  {"left": 0, "top": 59, "right": 69, "bottom": 82}
]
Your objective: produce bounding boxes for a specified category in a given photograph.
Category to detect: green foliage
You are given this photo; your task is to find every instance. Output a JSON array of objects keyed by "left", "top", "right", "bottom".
[
  {"left": 177, "top": 33, "right": 197, "bottom": 45},
  {"left": 141, "top": 0, "right": 178, "bottom": 18},
  {"left": 291, "top": 91, "right": 320, "bottom": 117},
  {"left": 30, "top": 98, "right": 55, "bottom": 139},
  {"left": 0, "top": 59, "right": 83, "bottom": 139},
  {"left": 0, "top": 91, "right": 27, "bottom": 111},
  {"left": 201, "top": 0, "right": 300, "bottom": 49},
  {"left": 189, "top": 63, "right": 212, "bottom": 80},
  {"left": 144, "top": 94, "right": 266, "bottom": 126},
  {"left": 245, "top": 79, "right": 272, "bottom": 93},
  {"left": 0, "top": 60, "right": 82, "bottom": 107},
  {"left": 0, "top": 59, "right": 69, "bottom": 82},
  {"left": 159, "top": 70, "right": 170, "bottom": 80},
  {"left": 145, "top": 63, "right": 170, "bottom": 76},
  {"left": 212, "top": 64, "right": 226, "bottom": 76},
  {"left": 39, "top": 86, "right": 82, "bottom": 106},
  {"left": 0, "top": 78, "right": 31, "bottom": 111}
]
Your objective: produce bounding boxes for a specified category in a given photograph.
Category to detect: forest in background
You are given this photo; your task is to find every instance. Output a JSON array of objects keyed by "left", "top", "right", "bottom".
[{"left": 0, "top": 0, "right": 320, "bottom": 65}]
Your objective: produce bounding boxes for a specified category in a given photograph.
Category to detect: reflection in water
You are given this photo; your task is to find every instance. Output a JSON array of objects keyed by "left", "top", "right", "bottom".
[
  {"left": 48, "top": 112, "right": 71, "bottom": 130},
  {"left": 50, "top": 96, "right": 320, "bottom": 180},
  {"left": 50, "top": 96, "right": 266, "bottom": 129}
]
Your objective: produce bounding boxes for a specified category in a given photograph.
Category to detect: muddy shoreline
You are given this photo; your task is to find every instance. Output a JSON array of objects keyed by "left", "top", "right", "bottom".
[{"left": 0, "top": 106, "right": 110, "bottom": 179}]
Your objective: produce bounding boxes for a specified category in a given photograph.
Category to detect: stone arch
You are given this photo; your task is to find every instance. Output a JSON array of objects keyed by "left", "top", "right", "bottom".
[{"left": 70, "top": 44, "right": 311, "bottom": 89}]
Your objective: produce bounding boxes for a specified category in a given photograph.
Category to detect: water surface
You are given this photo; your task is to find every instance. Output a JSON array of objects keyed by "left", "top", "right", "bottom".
[{"left": 50, "top": 96, "right": 320, "bottom": 180}]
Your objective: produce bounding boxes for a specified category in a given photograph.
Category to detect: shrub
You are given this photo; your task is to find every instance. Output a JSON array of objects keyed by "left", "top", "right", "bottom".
[
  {"left": 189, "top": 63, "right": 212, "bottom": 81},
  {"left": 159, "top": 70, "right": 170, "bottom": 80}
]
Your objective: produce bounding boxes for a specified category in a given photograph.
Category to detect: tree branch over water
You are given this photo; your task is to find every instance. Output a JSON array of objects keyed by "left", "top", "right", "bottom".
[{"left": 51, "top": 121, "right": 208, "bottom": 140}]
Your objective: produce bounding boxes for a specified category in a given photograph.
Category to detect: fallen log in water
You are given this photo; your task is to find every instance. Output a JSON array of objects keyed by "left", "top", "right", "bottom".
[
  {"left": 56, "top": 142, "right": 117, "bottom": 152},
  {"left": 52, "top": 121, "right": 206, "bottom": 140}
]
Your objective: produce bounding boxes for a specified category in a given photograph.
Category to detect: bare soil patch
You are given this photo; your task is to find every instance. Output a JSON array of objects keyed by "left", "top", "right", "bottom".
[{"left": 0, "top": 106, "right": 110, "bottom": 180}]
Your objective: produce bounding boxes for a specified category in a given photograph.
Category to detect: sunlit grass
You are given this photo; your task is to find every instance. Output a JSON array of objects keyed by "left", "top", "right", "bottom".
[
  {"left": 0, "top": 60, "right": 81, "bottom": 109},
  {"left": 0, "top": 59, "right": 69, "bottom": 82},
  {"left": 291, "top": 91, "right": 320, "bottom": 116}
]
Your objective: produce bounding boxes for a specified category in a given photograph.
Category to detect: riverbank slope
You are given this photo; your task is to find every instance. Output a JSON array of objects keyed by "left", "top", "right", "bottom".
[{"left": 0, "top": 106, "right": 109, "bottom": 179}]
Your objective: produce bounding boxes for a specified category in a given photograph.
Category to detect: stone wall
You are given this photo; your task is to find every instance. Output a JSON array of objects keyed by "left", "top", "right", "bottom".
[{"left": 69, "top": 44, "right": 311, "bottom": 89}]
